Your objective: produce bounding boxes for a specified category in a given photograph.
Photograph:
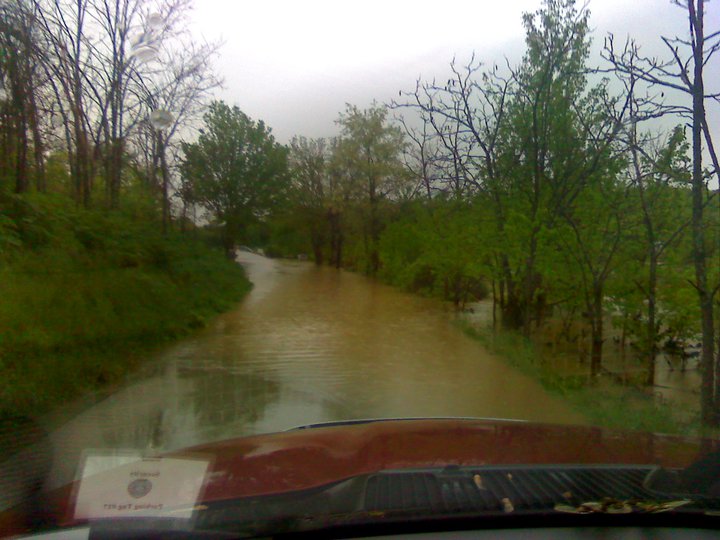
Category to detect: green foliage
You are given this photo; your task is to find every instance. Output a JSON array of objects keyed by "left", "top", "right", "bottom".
[
  {"left": 379, "top": 201, "right": 491, "bottom": 306},
  {"left": 283, "top": 136, "right": 332, "bottom": 262},
  {"left": 333, "top": 103, "right": 409, "bottom": 274},
  {"left": 289, "top": 136, "right": 328, "bottom": 210},
  {"left": 44, "top": 152, "right": 73, "bottom": 194},
  {"left": 271, "top": 106, "right": 409, "bottom": 270},
  {"left": 473, "top": 0, "right": 623, "bottom": 331},
  {"left": 377, "top": 206, "right": 427, "bottom": 290},
  {"left": 263, "top": 212, "right": 312, "bottom": 259},
  {"left": 0, "top": 194, "right": 251, "bottom": 416},
  {"left": 334, "top": 104, "right": 407, "bottom": 199},
  {"left": 0, "top": 212, "right": 21, "bottom": 251},
  {"left": 181, "top": 101, "right": 290, "bottom": 251}
]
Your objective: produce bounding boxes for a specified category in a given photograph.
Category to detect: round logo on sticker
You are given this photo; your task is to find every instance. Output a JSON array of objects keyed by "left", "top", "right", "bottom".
[{"left": 127, "top": 478, "right": 153, "bottom": 499}]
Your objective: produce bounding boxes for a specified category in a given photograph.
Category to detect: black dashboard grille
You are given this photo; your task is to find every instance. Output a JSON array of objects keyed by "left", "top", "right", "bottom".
[
  {"left": 194, "top": 464, "right": 720, "bottom": 534},
  {"left": 363, "top": 466, "right": 693, "bottom": 513}
]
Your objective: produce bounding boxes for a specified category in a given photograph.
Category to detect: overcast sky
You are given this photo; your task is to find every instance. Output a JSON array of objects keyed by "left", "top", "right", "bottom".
[{"left": 189, "top": 0, "right": 719, "bottom": 144}]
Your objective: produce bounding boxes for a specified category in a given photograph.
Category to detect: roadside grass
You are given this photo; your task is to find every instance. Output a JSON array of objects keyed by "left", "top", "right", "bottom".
[
  {"left": 457, "top": 321, "right": 701, "bottom": 437},
  {"left": 0, "top": 195, "right": 251, "bottom": 417}
]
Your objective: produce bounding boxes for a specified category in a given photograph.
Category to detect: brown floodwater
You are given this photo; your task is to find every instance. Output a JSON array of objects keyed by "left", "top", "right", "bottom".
[{"left": 44, "top": 252, "right": 583, "bottom": 489}]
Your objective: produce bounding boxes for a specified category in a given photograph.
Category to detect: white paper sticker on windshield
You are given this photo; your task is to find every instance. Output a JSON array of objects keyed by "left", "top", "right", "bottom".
[{"left": 73, "top": 451, "right": 210, "bottom": 520}]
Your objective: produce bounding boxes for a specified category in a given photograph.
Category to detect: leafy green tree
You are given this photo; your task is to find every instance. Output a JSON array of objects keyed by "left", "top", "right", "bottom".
[
  {"left": 180, "top": 101, "right": 289, "bottom": 254},
  {"left": 333, "top": 103, "right": 407, "bottom": 275},
  {"left": 288, "top": 136, "right": 330, "bottom": 264},
  {"left": 379, "top": 200, "right": 491, "bottom": 307},
  {"left": 0, "top": 0, "right": 45, "bottom": 194},
  {"left": 545, "top": 175, "right": 630, "bottom": 377},
  {"left": 627, "top": 127, "right": 692, "bottom": 385},
  {"left": 417, "top": 201, "right": 490, "bottom": 308},
  {"left": 282, "top": 136, "right": 355, "bottom": 267},
  {"left": 501, "top": 0, "right": 630, "bottom": 337}
]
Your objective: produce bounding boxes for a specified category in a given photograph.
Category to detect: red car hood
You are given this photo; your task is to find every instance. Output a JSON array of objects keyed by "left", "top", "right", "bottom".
[
  {"left": 4, "top": 418, "right": 719, "bottom": 535},
  {"left": 181, "top": 418, "right": 714, "bottom": 502}
]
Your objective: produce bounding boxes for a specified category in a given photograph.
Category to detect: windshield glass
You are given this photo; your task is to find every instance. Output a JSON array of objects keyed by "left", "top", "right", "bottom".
[{"left": 1, "top": 0, "right": 719, "bottom": 536}]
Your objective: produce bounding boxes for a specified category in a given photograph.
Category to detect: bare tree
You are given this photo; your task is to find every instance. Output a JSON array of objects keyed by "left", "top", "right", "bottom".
[
  {"left": 87, "top": 0, "right": 194, "bottom": 208},
  {"left": 392, "top": 57, "right": 515, "bottom": 323},
  {"left": 395, "top": 115, "right": 440, "bottom": 200},
  {"left": 393, "top": 56, "right": 510, "bottom": 199},
  {"left": 0, "top": 0, "right": 47, "bottom": 193},
  {"left": 136, "top": 38, "right": 222, "bottom": 232},
  {"left": 603, "top": 0, "right": 720, "bottom": 424},
  {"left": 33, "top": 0, "right": 96, "bottom": 205},
  {"left": 89, "top": 0, "right": 143, "bottom": 207}
]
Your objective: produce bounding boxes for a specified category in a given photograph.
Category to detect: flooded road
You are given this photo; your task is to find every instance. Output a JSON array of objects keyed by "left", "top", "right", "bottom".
[{"left": 45, "top": 252, "right": 582, "bottom": 489}]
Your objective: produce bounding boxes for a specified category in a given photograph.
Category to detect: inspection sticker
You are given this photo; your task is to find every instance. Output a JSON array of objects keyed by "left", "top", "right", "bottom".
[{"left": 73, "top": 451, "right": 210, "bottom": 520}]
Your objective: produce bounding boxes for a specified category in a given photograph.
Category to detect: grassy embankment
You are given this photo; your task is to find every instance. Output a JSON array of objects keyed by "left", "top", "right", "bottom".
[
  {"left": 457, "top": 321, "right": 703, "bottom": 437},
  {"left": 0, "top": 193, "right": 251, "bottom": 417}
]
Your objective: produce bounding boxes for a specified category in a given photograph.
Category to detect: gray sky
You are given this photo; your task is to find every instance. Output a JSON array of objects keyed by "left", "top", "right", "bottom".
[{"left": 190, "top": 0, "right": 719, "bottom": 144}]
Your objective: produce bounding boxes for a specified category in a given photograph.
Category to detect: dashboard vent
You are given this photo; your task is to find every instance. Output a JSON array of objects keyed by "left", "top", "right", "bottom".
[{"left": 364, "top": 466, "right": 686, "bottom": 513}]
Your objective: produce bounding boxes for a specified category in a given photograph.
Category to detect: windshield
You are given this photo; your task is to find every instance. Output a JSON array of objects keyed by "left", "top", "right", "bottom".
[{"left": 1, "top": 0, "right": 719, "bottom": 537}]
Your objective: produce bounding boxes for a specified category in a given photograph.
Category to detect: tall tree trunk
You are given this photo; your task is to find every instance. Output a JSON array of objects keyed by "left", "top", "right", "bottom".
[
  {"left": 14, "top": 110, "right": 28, "bottom": 193},
  {"left": 335, "top": 235, "right": 343, "bottom": 269},
  {"left": 645, "top": 251, "right": 658, "bottom": 387},
  {"left": 74, "top": 128, "right": 91, "bottom": 207},
  {"left": 10, "top": 75, "right": 29, "bottom": 193},
  {"left": 590, "top": 285, "right": 604, "bottom": 378},
  {"left": 0, "top": 111, "right": 12, "bottom": 183},
  {"left": 73, "top": 2, "right": 91, "bottom": 207},
  {"left": 26, "top": 87, "right": 45, "bottom": 191},
  {"left": 502, "top": 288, "right": 526, "bottom": 330},
  {"left": 311, "top": 228, "right": 323, "bottom": 265},
  {"left": 328, "top": 210, "right": 343, "bottom": 269},
  {"left": 368, "top": 177, "right": 380, "bottom": 275},
  {"left": 180, "top": 202, "right": 188, "bottom": 233},
  {"left": 689, "top": 0, "right": 717, "bottom": 425},
  {"left": 522, "top": 240, "right": 538, "bottom": 336},
  {"left": 500, "top": 253, "right": 526, "bottom": 330},
  {"left": 110, "top": 136, "right": 122, "bottom": 207},
  {"left": 491, "top": 279, "right": 498, "bottom": 330},
  {"left": 160, "top": 134, "right": 170, "bottom": 235},
  {"left": 71, "top": 83, "right": 92, "bottom": 206},
  {"left": 108, "top": 75, "right": 123, "bottom": 208},
  {"left": 632, "top": 107, "right": 659, "bottom": 388}
]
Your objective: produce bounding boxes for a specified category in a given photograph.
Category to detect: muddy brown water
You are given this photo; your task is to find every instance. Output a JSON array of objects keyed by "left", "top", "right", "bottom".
[{"left": 44, "top": 252, "right": 583, "bottom": 489}]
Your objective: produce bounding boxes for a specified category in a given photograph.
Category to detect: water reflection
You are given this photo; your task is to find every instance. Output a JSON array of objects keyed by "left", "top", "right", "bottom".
[
  {"left": 45, "top": 252, "right": 583, "bottom": 489},
  {"left": 44, "top": 369, "right": 283, "bottom": 489}
]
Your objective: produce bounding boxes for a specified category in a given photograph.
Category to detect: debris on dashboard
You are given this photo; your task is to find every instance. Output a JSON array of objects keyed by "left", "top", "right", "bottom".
[
  {"left": 473, "top": 474, "right": 486, "bottom": 490},
  {"left": 554, "top": 498, "right": 691, "bottom": 514}
]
